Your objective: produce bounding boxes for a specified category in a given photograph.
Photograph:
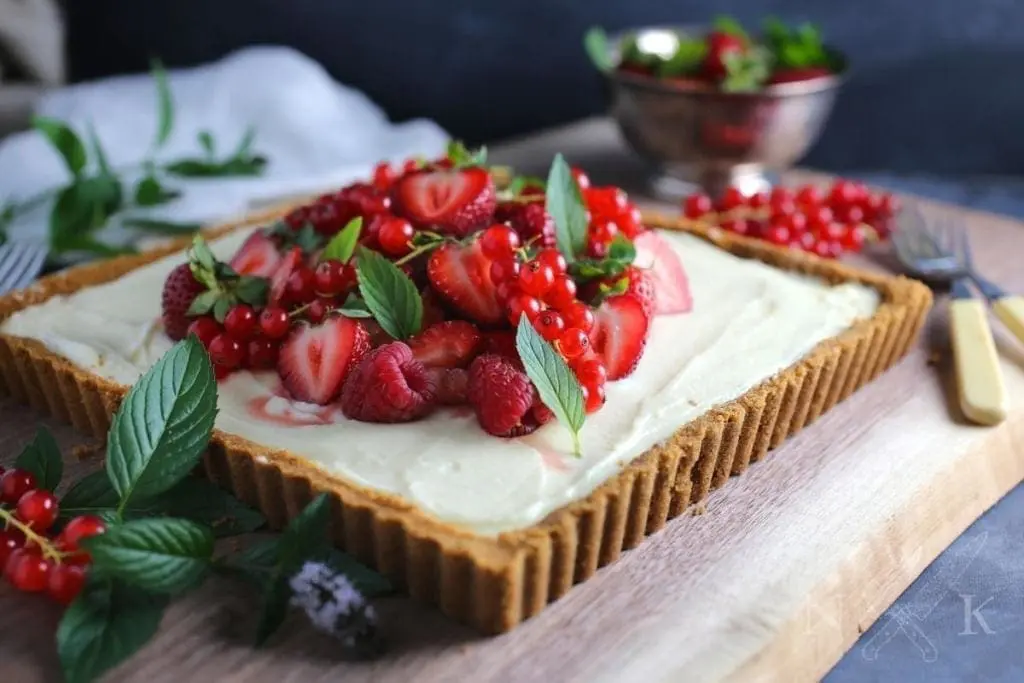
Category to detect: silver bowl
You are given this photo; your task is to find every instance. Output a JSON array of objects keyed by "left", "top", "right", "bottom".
[{"left": 603, "top": 26, "right": 845, "bottom": 198}]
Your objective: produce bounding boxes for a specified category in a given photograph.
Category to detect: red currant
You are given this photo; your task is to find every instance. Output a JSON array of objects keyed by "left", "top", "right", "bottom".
[
  {"left": 558, "top": 328, "right": 590, "bottom": 359},
  {"left": 585, "top": 187, "right": 628, "bottom": 217},
  {"left": 535, "top": 248, "right": 568, "bottom": 274},
  {"left": 60, "top": 515, "right": 107, "bottom": 552},
  {"left": 828, "top": 180, "right": 860, "bottom": 207},
  {"left": 573, "top": 356, "right": 608, "bottom": 386},
  {"left": 307, "top": 298, "right": 331, "bottom": 324},
  {"left": 402, "top": 158, "right": 420, "bottom": 174},
  {"left": 780, "top": 212, "right": 807, "bottom": 233},
  {"left": 371, "top": 161, "right": 396, "bottom": 190},
  {"left": 489, "top": 257, "right": 521, "bottom": 284},
  {"left": 508, "top": 294, "right": 543, "bottom": 324},
  {"left": 518, "top": 260, "right": 555, "bottom": 297},
  {"left": 546, "top": 276, "right": 578, "bottom": 309},
  {"left": 0, "top": 529, "right": 24, "bottom": 568},
  {"left": 0, "top": 469, "right": 37, "bottom": 504},
  {"left": 286, "top": 267, "right": 317, "bottom": 305},
  {"left": 877, "top": 193, "right": 899, "bottom": 216},
  {"left": 587, "top": 240, "right": 609, "bottom": 259},
  {"left": 562, "top": 302, "right": 596, "bottom": 333},
  {"left": 314, "top": 260, "right": 349, "bottom": 296},
  {"left": 805, "top": 205, "right": 834, "bottom": 230},
  {"left": 571, "top": 167, "right": 591, "bottom": 189},
  {"left": 480, "top": 225, "right": 521, "bottom": 259},
  {"left": 534, "top": 310, "right": 565, "bottom": 341},
  {"left": 208, "top": 334, "right": 245, "bottom": 369},
  {"left": 16, "top": 490, "right": 59, "bottom": 531},
  {"left": 589, "top": 217, "right": 619, "bottom": 245},
  {"left": 720, "top": 218, "right": 749, "bottom": 235},
  {"left": 717, "top": 187, "right": 746, "bottom": 212},
  {"left": 763, "top": 224, "right": 791, "bottom": 245},
  {"left": 835, "top": 204, "right": 864, "bottom": 225},
  {"left": 614, "top": 206, "right": 644, "bottom": 238},
  {"left": 841, "top": 225, "right": 867, "bottom": 252},
  {"left": 186, "top": 317, "right": 221, "bottom": 349},
  {"left": 4, "top": 549, "right": 50, "bottom": 592},
  {"left": 826, "top": 240, "right": 844, "bottom": 258},
  {"left": 747, "top": 191, "right": 768, "bottom": 209},
  {"left": 581, "top": 384, "right": 607, "bottom": 414},
  {"left": 247, "top": 339, "right": 279, "bottom": 370},
  {"left": 223, "top": 304, "right": 257, "bottom": 340},
  {"left": 47, "top": 563, "right": 86, "bottom": 605},
  {"left": 770, "top": 186, "right": 795, "bottom": 204},
  {"left": 683, "top": 193, "right": 714, "bottom": 218},
  {"left": 769, "top": 194, "right": 796, "bottom": 217},
  {"left": 377, "top": 217, "right": 415, "bottom": 257},
  {"left": 259, "top": 307, "right": 290, "bottom": 339},
  {"left": 818, "top": 222, "right": 846, "bottom": 241},
  {"left": 795, "top": 185, "right": 823, "bottom": 207},
  {"left": 811, "top": 240, "right": 832, "bottom": 258},
  {"left": 798, "top": 232, "right": 818, "bottom": 251}
]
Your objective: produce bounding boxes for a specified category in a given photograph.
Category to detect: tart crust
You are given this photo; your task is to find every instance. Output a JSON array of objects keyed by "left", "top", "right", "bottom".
[{"left": 0, "top": 207, "right": 933, "bottom": 633}]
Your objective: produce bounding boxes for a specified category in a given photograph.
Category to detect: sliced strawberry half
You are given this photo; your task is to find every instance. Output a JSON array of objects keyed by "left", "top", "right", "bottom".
[
  {"left": 277, "top": 317, "right": 371, "bottom": 405},
  {"left": 230, "top": 230, "right": 282, "bottom": 277},
  {"left": 408, "top": 320, "right": 482, "bottom": 369},
  {"left": 269, "top": 246, "right": 303, "bottom": 306},
  {"left": 426, "top": 241, "right": 504, "bottom": 326},
  {"left": 392, "top": 167, "right": 496, "bottom": 237},
  {"left": 633, "top": 231, "right": 693, "bottom": 315},
  {"left": 589, "top": 295, "right": 651, "bottom": 381}
]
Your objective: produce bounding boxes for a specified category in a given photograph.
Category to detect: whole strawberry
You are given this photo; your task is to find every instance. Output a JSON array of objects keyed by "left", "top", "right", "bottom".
[
  {"left": 341, "top": 342, "right": 437, "bottom": 422},
  {"left": 161, "top": 264, "right": 205, "bottom": 341},
  {"left": 467, "top": 354, "right": 545, "bottom": 437}
]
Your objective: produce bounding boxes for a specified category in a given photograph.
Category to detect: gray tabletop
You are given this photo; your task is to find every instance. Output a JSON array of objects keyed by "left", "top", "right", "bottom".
[{"left": 491, "top": 118, "right": 1024, "bottom": 683}]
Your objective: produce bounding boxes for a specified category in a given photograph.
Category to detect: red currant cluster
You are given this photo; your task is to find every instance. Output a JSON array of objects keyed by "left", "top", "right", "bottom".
[
  {"left": 187, "top": 303, "right": 293, "bottom": 379},
  {"left": 0, "top": 466, "right": 106, "bottom": 605},
  {"left": 284, "top": 183, "right": 392, "bottom": 240},
  {"left": 574, "top": 169, "right": 644, "bottom": 257},
  {"left": 480, "top": 225, "right": 608, "bottom": 414},
  {"left": 682, "top": 180, "right": 900, "bottom": 259}
]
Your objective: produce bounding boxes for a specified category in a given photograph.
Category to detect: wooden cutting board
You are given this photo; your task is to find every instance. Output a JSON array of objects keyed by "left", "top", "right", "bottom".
[{"left": 2, "top": 120, "right": 1024, "bottom": 683}]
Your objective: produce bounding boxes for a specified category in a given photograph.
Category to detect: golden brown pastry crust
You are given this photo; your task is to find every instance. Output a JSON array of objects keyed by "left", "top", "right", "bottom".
[{"left": 0, "top": 207, "right": 932, "bottom": 633}]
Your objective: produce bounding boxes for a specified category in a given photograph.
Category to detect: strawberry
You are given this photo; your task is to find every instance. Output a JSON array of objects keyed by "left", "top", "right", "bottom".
[
  {"left": 392, "top": 167, "right": 496, "bottom": 237},
  {"left": 633, "top": 231, "right": 693, "bottom": 315},
  {"left": 622, "top": 265, "right": 656, "bottom": 317},
  {"left": 703, "top": 31, "right": 745, "bottom": 81},
  {"left": 426, "top": 241, "right": 504, "bottom": 326},
  {"left": 407, "top": 321, "right": 482, "bottom": 369},
  {"left": 589, "top": 295, "right": 651, "bottom": 381},
  {"left": 768, "top": 67, "right": 832, "bottom": 85},
  {"left": 269, "top": 247, "right": 303, "bottom": 306},
  {"left": 229, "top": 231, "right": 282, "bottom": 278},
  {"left": 161, "top": 264, "right": 205, "bottom": 341},
  {"left": 277, "top": 317, "right": 371, "bottom": 405}
]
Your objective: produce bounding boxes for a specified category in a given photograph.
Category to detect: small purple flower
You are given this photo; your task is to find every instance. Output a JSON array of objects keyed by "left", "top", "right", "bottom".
[{"left": 288, "top": 561, "right": 383, "bottom": 657}]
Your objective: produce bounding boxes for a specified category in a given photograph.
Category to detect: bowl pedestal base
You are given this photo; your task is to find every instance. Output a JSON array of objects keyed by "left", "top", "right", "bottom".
[{"left": 650, "top": 162, "right": 776, "bottom": 201}]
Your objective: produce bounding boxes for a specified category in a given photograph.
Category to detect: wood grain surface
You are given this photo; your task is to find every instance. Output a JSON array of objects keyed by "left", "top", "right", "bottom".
[{"left": 2, "top": 119, "right": 1024, "bottom": 683}]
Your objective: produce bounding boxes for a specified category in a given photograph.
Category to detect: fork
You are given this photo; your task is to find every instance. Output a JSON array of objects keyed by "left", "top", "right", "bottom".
[
  {"left": 0, "top": 241, "right": 47, "bottom": 296},
  {"left": 945, "top": 228, "right": 1024, "bottom": 347},
  {"left": 893, "top": 211, "right": 1008, "bottom": 426}
]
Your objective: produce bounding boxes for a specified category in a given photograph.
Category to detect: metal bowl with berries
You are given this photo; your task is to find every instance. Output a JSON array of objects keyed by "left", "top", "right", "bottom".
[{"left": 585, "top": 17, "right": 847, "bottom": 199}]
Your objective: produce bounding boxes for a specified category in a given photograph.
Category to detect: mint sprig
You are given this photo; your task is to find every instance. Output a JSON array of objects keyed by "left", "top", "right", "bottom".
[
  {"left": 14, "top": 426, "right": 63, "bottom": 491},
  {"left": 721, "top": 46, "right": 773, "bottom": 92},
  {"left": 321, "top": 217, "right": 362, "bottom": 262},
  {"left": 583, "top": 26, "right": 613, "bottom": 72},
  {"left": 186, "top": 235, "right": 269, "bottom": 321},
  {"left": 446, "top": 140, "right": 487, "bottom": 168},
  {"left": 570, "top": 236, "right": 637, "bottom": 282},
  {"left": 656, "top": 37, "right": 707, "bottom": 77},
  {"left": 356, "top": 246, "right": 423, "bottom": 340},
  {"left": 762, "top": 18, "right": 836, "bottom": 71},
  {"left": 545, "top": 153, "right": 588, "bottom": 262},
  {"left": 515, "top": 318, "right": 586, "bottom": 455}
]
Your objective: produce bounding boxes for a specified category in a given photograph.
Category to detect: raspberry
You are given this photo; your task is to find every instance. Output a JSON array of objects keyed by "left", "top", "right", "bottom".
[
  {"left": 467, "top": 355, "right": 539, "bottom": 437},
  {"left": 495, "top": 201, "right": 556, "bottom": 248},
  {"left": 341, "top": 342, "right": 437, "bottom": 422}
]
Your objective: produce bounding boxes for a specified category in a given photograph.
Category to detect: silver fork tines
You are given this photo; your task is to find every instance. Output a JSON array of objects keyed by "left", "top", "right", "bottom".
[{"left": 0, "top": 241, "right": 47, "bottom": 295}]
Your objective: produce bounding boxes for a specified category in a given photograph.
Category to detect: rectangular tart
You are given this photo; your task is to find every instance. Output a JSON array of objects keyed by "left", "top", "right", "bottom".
[{"left": 0, "top": 208, "right": 932, "bottom": 633}]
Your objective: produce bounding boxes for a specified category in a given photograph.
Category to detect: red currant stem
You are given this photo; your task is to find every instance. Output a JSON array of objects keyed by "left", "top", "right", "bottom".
[
  {"left": 288, "top": 303, "right": 311, "bottom": 319},
  {"left": 0, "top": 507, "right": 64, "bottom": 563},
  {"left": 393, "top": 241, "right": 440, "bottom": 266}
]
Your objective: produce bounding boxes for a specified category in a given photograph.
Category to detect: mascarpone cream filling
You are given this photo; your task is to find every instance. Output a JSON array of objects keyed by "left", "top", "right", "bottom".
[{"left": 1, "top": 229, "right": 879, "bottom": 535}]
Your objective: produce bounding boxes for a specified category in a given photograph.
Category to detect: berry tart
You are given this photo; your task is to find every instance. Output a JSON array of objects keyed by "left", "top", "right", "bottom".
[{"left": 0, "top": 146, "right": 931, "bottom": 633}]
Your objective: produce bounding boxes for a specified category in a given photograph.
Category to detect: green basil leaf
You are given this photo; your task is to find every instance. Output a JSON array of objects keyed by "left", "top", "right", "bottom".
[
  {"left": 133, "top": 176, "right": 181, "bottom": 207},
  {"left": 584, "top": 26, "right": 613, "bottom": 72},
  {"left": 197, "top": 130, "right": 215, "bottom": 158},
  {"left": 153, "top": 478, "right": 265, "bottom": 537},
  {"left": 151, "top": 59, "right": 174, "bottom": 149},
  {"left": 515, "top": 318, "right": 585, "bottom": 455},
  {"left": 122, "top": 217, "right": 203, "bottom": 235},
  {"left": 14, "top": 426, "right": 63, "bottom": 491},
  {"left": 545, "top": 153, "right": 588, "bottom": 261},
  {"left": 57, "top": 578, "right": 168, "bottom": 683},
  {"left": 33, "top": 116, "right": 88, "bottom": 177},
  {"left": 321, "top": 217, "right": 362, "bottom": 262},
  {"left": 105, "top": 337, "right": 218, "bottom": 511},
  {"left": 83, "top": 517, "right": 214, "bottom": 594},
  {"left": 356, "top": 247, "right": 423, "bottom": 340}
]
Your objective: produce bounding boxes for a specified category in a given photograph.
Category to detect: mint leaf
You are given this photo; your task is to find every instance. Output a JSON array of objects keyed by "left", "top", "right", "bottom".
[
  {"left": 154, "top": 478, "right": 265, "bottom": 537},
  {"left": 608, "top": 235, "right": 637, "bottom": 262},
  {"left": 584, "top": 26, "right": 613, "bottom": 72},
  {"left": 106, "top": 337, "right": 218, "bottom": 512},
  {"left": 712, "top": 15, "right": 750, "bottom": 43},
  {"left": 33, "top": 116, "right": 88, "bottom": 177},
  {"left": 515, "top": 318, "right": 585, "bottom": 455},
  {"left": 122, "top": 217, "right": 202, "bottom": 235},
  {"left": 133, "top": 176, "right": 181, "bottom": 207},
  {"left": 506, "top": 175, "right": 546, "bottom": 196},
  {"left": 49, "top": 176, "right": 124, "bottom": 252},
  {"left": 545, "top": 153, "right": 588, "bottom": 261},
  {"left": 339, "top": 294, "right": 372, "bottom": 319},
  {"left": 446, "top": 140, "right": 487, "bottom": 168},
  {"left": 232, "top": 126, "right": 257, "bottom": 160},
  {"left": 151, "top": 59, "right": 174, "bottom": 149},
  {"left": 197, "top": 130, "right": 215, "bottom": 158},
  {"left": 325, "top": 548, "right": 394, "bottom": 597},
  {"left": 57, "top": 578, "right": 168, "bottom": 683},
  {"left": 655, "top": 38, "right": 707, "bottom": 77},
  {"left": 14, "top": 427, "right": 63, "bottom": 491},
  {"left": 321, "top": 217, "right": 362, "bottom": 262},
  {"left": 721, "top": 46, "right": 772, "bottom": 92},
  {"left": 163, "top": 156, "right": 267, "bottom": 178},
  {"left": 86, "top": 122, "right": 114, "bottom": 177},
  {"left": 59, "top": 471, "right": 126, "bottom": 520},
  {"left": 356, "top": 247, "right": 423, "bottom": 340},
  {"left": 84, "top": 517, "right": 214, "bottom": 594}
]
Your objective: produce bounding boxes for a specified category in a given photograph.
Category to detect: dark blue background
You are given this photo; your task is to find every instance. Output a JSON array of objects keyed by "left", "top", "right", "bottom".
[{"left": 66, "top": 0, "right": 1024, "bottom": 175}]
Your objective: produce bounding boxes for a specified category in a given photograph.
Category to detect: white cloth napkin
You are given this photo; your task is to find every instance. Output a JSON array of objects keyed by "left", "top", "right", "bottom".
[{"left": 0, "top": 46, "right": 449, "bottom": 246}]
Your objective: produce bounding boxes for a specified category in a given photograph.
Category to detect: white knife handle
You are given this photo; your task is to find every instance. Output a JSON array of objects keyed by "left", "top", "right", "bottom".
[
  {"left": 950, "top": 298, "right": 1008, "bottom": 426},
  {"left": 993, "top": 295, "right": 1024, "bottom": 346}
]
